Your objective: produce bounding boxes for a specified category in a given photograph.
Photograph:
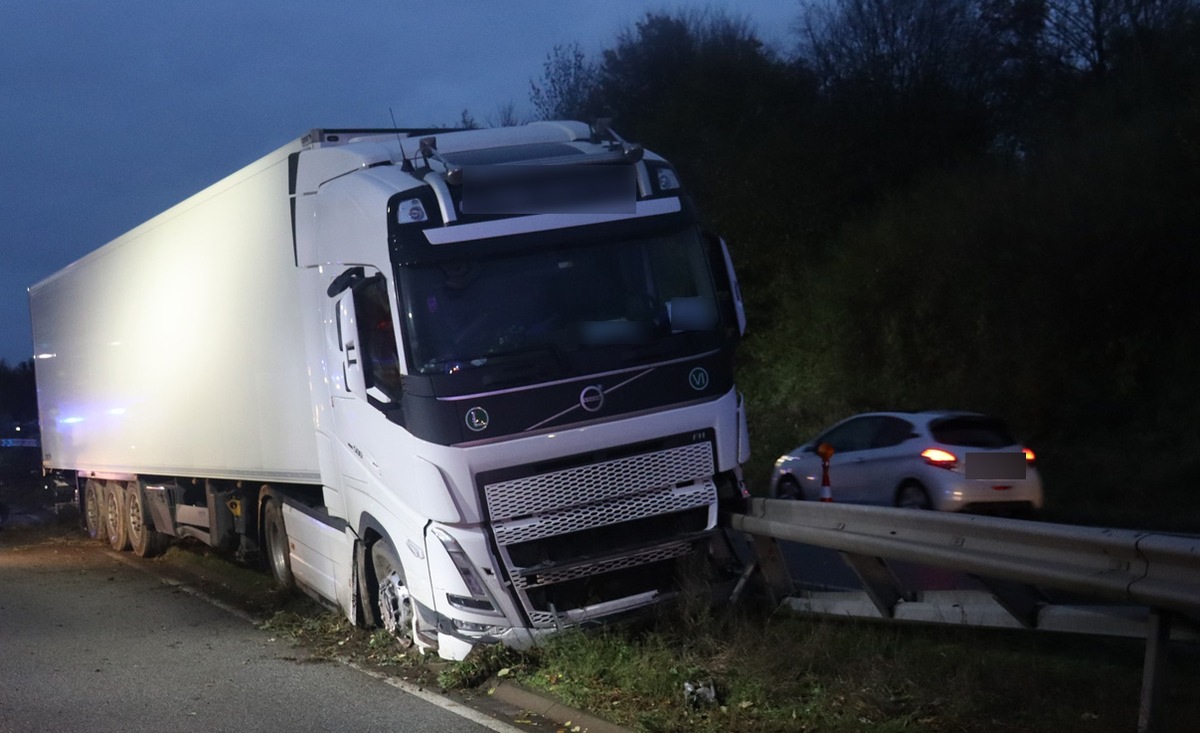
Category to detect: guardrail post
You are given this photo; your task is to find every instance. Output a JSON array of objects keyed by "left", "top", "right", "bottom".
[
  {"left": 839, "top": 552, "right": 913, "bottom": 617},
  {"left": 728, "top": 533, "right": 794, "bottom": 605},
  {"left": 1137, "top": 608, "right": 1172, "bottom": 733},
  {"left": 976, "top": 576, "right": 1047, "bottom": 629}
]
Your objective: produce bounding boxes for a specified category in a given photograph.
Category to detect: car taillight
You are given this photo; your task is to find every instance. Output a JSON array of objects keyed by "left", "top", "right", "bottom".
[
  {"left": 921, "top": 448, "right": 958, "bottom": 469},
  {"left": 1023, "top": 447, "right": 1036, "bottom": 464}
]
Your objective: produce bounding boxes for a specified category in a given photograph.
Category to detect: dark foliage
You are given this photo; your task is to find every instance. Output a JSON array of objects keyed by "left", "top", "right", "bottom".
[
  {"left": 531, "top": 2, "right": 1200, "bottom": 528},
  {"left": 0, "top": 360, "right": 37, "bottom": 425}
]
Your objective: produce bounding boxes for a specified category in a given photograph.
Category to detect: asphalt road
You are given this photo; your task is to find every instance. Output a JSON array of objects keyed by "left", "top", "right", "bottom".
[{"left": 0, "top": 532, "right": 516, "bottom": 733}]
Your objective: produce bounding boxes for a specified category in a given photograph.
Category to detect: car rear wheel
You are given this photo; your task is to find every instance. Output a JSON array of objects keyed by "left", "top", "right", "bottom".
[
  {"left": 775, "top": 476, "right": 804, "bottom": 500},
  {"left": 896, "top": 482, "right": 932, "bottom": 510}
]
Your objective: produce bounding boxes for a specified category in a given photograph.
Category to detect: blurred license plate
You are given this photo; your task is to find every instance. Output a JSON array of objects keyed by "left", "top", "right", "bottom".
[{"left": 966, "top": 452, "right": 1026, "bottom": 480}]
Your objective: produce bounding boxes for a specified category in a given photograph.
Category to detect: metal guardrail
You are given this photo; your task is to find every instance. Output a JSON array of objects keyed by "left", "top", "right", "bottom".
[
  {"left": 728, "top": 498, "right": 1200, "bottom": 619},
  {"left": 726, "top": 498, "right": 1200, "bottom": 733}
]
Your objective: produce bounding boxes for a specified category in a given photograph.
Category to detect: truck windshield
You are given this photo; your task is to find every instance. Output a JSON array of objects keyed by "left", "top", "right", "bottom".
[{"left": 397, "top": 226, "right": 720, "bottom": 376}]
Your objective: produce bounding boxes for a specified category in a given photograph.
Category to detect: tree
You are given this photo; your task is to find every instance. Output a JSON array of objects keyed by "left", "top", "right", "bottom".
[
  {"left": 529, "top": 43, "right": 598, "bottom": 121},
  {"left": 457, "top": 108, "right": 480, "bottom": 130},
  {"left": 0, "top": 360, "right": 37, "bottom": 425},
  {"left": 1046, "top": 0, "right": 1124, "bottom": 75},
  {"left": 794, "top": 0, "right": 998, "bottom": 203},
  {"left": 1045, "top": 0, "right": 1197, "bottom": 77},
  {"left": 487, "top": 100, "right": 525, "bottom": 128},
  {"left": 798, "top": 0, "right": 993, "bottom": 95}
]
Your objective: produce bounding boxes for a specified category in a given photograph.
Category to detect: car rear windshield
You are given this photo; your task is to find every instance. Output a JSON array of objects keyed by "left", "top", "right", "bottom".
[{"left": 929, "top": 416, "right": 1017, "bottom": 447}]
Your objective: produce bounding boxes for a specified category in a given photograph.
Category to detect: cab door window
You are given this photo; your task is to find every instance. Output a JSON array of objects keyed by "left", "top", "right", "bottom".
[{"left": 352, "top": 274, "right": 402, "bottom": 405}]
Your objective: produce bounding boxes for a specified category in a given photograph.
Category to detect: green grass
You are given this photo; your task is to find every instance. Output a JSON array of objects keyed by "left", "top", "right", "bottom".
[{"left": 500, "top": 607, "right": 1197, "bottom": 733}]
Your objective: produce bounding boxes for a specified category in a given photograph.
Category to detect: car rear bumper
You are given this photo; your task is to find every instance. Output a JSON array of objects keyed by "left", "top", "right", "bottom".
[{"left": 930, "top": 476, "right": 1044, "bottom": 513}]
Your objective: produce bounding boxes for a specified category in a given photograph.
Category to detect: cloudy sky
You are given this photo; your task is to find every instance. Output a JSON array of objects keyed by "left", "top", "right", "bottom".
[{"left": 0, "top": 1, "right": 802, "bottom": 364}]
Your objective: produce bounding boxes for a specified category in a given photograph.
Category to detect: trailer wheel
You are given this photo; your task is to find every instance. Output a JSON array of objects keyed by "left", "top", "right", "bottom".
[
  {"left": 126, "top": 481, "right": 169, "bottom": 558},
  {"left": 84, "top": 480, "right": 108, "bottom": 543},
  {"left": 371, "top": 540, "right": 415, "bottom": 649},
  {"left": 263, "top": 499, "right": 294, "bottom": 588},
  {"left": 104, "top": 482, "right": 130, "bottom": 551}
]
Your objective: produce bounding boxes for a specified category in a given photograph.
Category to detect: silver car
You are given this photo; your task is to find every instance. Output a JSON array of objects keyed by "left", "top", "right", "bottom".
[{"left": 770, "top": 411, "right": 1043, "bottom": 515}]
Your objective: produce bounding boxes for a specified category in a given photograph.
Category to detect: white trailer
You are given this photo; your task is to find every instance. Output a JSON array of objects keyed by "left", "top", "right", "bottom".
[{"left": 29, "top": 121, "right": 750, "bottom": 659}]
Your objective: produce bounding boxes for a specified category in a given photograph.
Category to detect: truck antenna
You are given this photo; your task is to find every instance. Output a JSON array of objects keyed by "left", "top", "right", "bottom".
[{"left": 389, "top": 107, "right": 409, "bottom": 170}]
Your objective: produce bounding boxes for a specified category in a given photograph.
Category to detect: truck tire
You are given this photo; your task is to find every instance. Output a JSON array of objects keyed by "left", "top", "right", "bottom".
[
  {"left": 371, "top": 540, "right": 415, "bottom": 648},
  {"left": 105, "top": 482, "right": 131, "bottom": 551},
  {"left": 84, "top": 479, "right": 109, "bottom": 543},
  {"left": 263, "top": 499, "right": 294, "bottom": 588},
  {"left": 126, "top": 481, "right": 169, "bottom": 558}
]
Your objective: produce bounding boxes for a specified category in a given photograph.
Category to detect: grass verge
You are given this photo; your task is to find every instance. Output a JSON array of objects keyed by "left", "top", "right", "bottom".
[{"left": 505, "top": 608, "right": 1199, "bottom": 733}]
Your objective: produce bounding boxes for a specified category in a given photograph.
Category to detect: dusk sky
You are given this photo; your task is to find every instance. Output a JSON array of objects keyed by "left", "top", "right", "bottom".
[{"left": 0, "top": 1, "right": 802, "bottom": 364}]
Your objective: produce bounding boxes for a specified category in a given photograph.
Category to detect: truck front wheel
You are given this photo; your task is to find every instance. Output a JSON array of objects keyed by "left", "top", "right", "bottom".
[
  {"left": 263, "top": 499, "right": 294, "bottom": 588},
  {"left": 371, "top": 541, "right": 415, "bottom": 649}
]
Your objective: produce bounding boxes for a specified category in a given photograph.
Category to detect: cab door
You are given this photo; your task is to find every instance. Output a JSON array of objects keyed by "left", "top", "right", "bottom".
[{"left": 324, "top": 267, "right": 404, "bottom": 496}]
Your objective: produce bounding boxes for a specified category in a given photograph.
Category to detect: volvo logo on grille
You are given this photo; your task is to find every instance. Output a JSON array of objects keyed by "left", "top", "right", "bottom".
[
  {"left": 580, "top": 385, "right": 605, "bottom": 412},
  {"left": 465, "top": 406, "right": 489, "bottom": 432},
  {"left": 688, "top": 367, "right": 710, "bottom": 391}
]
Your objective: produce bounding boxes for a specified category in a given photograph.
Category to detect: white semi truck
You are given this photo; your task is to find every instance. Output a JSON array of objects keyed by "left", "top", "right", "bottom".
[{"left": 28, "top": 121, "right": 749, "bottom": 660}]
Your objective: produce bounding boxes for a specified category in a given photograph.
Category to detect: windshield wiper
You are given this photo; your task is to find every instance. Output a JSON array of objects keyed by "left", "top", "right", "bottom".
[{"left": 423, "top": 343, "right": 565, "bottom": 377}]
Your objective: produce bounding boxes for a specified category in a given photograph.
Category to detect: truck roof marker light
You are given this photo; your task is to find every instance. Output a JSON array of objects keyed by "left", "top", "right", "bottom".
[
  {"left": 1023, "top": 447, "right": 1036, "bottom": 463},
  {"left": 397, "top": 198, "right": 428, "bottom": 224},
  {"left": 655, "top": 167, "right": 681, "bottom": 192}
]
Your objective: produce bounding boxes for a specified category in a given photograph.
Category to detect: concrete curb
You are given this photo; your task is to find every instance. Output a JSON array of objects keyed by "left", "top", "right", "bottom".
[{"left": 490, "top": 680, "right": 632, "bottom": 733}]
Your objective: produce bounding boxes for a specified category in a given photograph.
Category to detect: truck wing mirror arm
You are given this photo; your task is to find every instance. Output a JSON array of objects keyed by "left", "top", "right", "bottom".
[{"left": 327, "top": 267, "right": 365, "bottom": 298}]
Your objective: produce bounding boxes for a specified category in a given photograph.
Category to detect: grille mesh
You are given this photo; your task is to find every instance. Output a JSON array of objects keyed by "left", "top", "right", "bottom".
[
  {"left": 493, "top": 481, "right": 714, "bottom": 545},
  {"left": 484, "top": 442, "right": 714, "bottom": 520}
]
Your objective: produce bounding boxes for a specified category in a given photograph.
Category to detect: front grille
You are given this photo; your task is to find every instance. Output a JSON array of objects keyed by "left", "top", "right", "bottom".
[
  {"left": 493, "top": 481, "right": 713, "bottom": 545},
  {"left": 484, "top": 440, "right": 714, "bottom": 519},
  {"left": 481, "top": 438, "right": 717, "bottom": 629}
]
